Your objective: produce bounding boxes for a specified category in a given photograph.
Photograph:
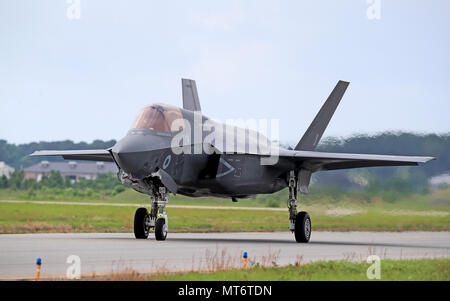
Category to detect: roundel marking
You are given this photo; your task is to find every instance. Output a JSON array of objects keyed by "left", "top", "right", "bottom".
[{"left": 162, "top": 155, "right": 171, "bottom": 169}]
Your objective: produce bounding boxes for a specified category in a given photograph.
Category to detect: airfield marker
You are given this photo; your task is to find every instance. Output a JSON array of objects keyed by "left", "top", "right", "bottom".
[
  {"left": 36, "top": 258, "right": 42, "bottom": 281},
  {"left": 243, "top": 252, "right": 248, "bottom": 269}
]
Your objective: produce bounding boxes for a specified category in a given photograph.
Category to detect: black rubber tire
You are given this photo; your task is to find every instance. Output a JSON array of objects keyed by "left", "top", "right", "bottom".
[
  {"left": 134, "top": 208, "right": 149, "bottom": 239},
  {"left": 155, "top": 218, "right": 167, "bottom": 241},
  {"left": 295, "top": 211, "right": 311, "bottom": 243}
]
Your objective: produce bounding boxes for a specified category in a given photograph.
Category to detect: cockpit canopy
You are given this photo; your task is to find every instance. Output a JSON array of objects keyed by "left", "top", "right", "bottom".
[{"left": 132, "top": 104, "right": 184, "bottom": 133}]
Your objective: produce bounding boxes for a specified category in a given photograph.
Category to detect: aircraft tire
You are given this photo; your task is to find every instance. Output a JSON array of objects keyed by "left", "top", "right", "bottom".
[
  {"left": 134, "top": 208, "right": 150, "bottom": 239},
  {"left": 294, "top": 211, "right": 311, "bottom": 243},
  {"left": 155, "top": 218, "right": 168, "bottom": 241}
]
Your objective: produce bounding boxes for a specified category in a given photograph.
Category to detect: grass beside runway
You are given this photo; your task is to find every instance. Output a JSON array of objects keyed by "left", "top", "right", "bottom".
[
  {"left": 2, "top": 187, "right": 449, "bottom": 209},
  {"left": 155, "top": 258, "right": 450, "bottom": 281},
  {"left": 0, "top": 201, "right": 449, "bottom": 233},
  {"left": 85, "top": 259, "right": 450, "bottom": 281}
]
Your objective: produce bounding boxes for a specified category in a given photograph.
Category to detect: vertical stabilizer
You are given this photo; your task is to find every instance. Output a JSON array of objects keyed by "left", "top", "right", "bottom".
[
  {"left": 182, "top": 79, "right": 201, "bottom": 112},
  {"left": 295, "top": 80, "right": 349, "bottom": 151}
]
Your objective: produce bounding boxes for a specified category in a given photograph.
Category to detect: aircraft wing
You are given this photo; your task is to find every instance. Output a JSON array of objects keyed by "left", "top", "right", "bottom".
[
  {"left": 279, "top": 149, "right": 435, "bottom": 171},
  {"left": 29, "top": 149, "right": 114, "bottom": 162},
  {"left": 207, "top": 143, "right": 434, "bottom": 171}
]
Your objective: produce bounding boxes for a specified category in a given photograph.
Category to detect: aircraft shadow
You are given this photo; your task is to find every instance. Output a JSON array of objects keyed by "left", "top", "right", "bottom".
[
  {"left": 86, "top": 236, "right": 447, "bottom": 249},
  {"left": 166, "top": 237, "right": 446, "bottom": 249}
]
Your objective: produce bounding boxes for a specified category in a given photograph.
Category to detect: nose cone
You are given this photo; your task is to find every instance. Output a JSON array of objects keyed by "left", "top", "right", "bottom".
[
  {"left": 112, "top": 143, "right": 143, "bottom": 175},
  {"left": 111, "top": 132, "right": 170, "bottom": 176}
]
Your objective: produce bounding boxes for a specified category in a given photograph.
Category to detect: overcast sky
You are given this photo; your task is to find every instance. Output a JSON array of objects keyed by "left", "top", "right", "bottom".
[{"left": 1, "top": 0, "right": 449, "bottom": 145}]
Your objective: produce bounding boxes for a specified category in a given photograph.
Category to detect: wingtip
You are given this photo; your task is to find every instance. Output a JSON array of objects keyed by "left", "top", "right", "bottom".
[
  {"left": 419, "top": 156, "right": 436, "bottom": 163},
  {"left": 29, "top": 150, "right": 48, "bottom": 157}
]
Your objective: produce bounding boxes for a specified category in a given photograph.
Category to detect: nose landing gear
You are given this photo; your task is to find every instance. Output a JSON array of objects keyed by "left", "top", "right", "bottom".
[{"left": 134, "top": 187, "right": 169, "bottom": 241}]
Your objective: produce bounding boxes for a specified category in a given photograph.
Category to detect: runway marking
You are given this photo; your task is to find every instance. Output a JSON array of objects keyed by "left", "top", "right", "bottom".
[{"left": 0, "top": 200, "right": 285, "bottom": 211}]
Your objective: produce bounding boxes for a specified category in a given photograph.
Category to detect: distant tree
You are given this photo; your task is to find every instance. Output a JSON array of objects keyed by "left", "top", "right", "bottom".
[
  {"left": 63, "top": 176, "right": 73, "bottom": 187},
  {"left": 0, "top": 175, "right": 8, "bottom": 188},
  {"left": 8, "top": 170, "right": 24, "bottom": 189},
  {"left": 39, "top": 171, "right": 64, "bottom": 189},
  {"left": 22, "top": 178, "right": 38, "bottom": 190}
]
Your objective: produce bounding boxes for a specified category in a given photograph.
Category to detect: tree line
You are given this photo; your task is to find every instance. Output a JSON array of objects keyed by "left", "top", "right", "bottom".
[
  {"left": 0, "top": 139, "right": 116, "bottom": 170},
  {"left": 0, "top": 170, "right": 123, "bottom": 192}
]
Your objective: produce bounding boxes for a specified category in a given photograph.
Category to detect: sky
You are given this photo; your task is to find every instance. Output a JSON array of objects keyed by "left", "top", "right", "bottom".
[{"left": 1, "top": 0, "right": 449, "bottom": 145}]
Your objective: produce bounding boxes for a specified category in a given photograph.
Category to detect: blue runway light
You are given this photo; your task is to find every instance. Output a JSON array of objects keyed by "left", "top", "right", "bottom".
[
  {"left": 242, "top": 252, "right": 248, "bottom": 269},
  {"left": 36, "top": 257, "right": 42, "bottom": 281}
]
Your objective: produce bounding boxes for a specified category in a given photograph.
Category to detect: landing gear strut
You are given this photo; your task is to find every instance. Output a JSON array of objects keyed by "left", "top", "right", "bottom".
[
  {"left": 288, "top": 171, "right": 311, "bottom": 243},
  {"left": 134, "top": 187, "right": 169, "bottom": 241}
]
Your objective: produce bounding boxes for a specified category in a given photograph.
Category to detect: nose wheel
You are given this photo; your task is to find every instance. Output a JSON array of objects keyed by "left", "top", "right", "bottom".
[
  {"left": 133, "top": 187, "right": 169, "bottom": 241},
  {"left": 155, "top": 218, "right": 168, "bottom": 240},
  {"left": 134, "top": 208, "right": 150, "bottom": 239}
]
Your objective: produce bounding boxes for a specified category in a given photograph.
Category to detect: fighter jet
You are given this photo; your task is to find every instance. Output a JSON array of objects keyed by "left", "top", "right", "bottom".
[{"left": 30, "top": 79, "right": 435, "bottom": 242}]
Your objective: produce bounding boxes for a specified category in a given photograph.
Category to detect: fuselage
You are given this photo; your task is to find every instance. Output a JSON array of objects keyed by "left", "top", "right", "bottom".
[{"left": 110, "top": 104, "right": 291, "bottom": 198}]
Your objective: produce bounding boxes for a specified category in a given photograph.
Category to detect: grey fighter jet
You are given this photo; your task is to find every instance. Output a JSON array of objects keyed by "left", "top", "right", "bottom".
[{"left": 30, "top": 79, "right": 435, "bottom": 242}]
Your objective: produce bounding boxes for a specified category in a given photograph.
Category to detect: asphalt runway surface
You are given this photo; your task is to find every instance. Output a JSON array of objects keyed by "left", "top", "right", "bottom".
[{"left": 0, "top": 232, "right": 449, "bottom": 279}]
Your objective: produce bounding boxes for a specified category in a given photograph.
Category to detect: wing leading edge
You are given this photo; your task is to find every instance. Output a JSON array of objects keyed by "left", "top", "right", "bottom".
[{"left": 29, "top": 149, "right": 114, "bottom": 162}]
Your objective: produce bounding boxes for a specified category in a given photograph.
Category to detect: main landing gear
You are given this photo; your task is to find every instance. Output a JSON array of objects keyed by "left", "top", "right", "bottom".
[
  {"left": 288, "top": 171, "right": 311, "bottom": 243},
  {"left": 134, "top": 187, "right": 168, "bottom": 241}
]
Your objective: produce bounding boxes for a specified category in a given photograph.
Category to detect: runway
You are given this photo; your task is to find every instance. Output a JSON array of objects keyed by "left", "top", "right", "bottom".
[{"left": 0, "top": 232, "right": 449, "bottom": 279}]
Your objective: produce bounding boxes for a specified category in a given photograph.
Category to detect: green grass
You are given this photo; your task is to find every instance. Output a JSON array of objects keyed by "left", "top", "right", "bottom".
[
  {"left": 152, "top": 259, "right": 450, "bottom": 281},
  {"left": 0, "top": 188, "right": 278, "bottom": 207},
  {"left": 0, "top": 200, "right": 448, "bottom": 233},
  {"left": 1, "top": 187, "right": 450, "bottom": 210}
]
